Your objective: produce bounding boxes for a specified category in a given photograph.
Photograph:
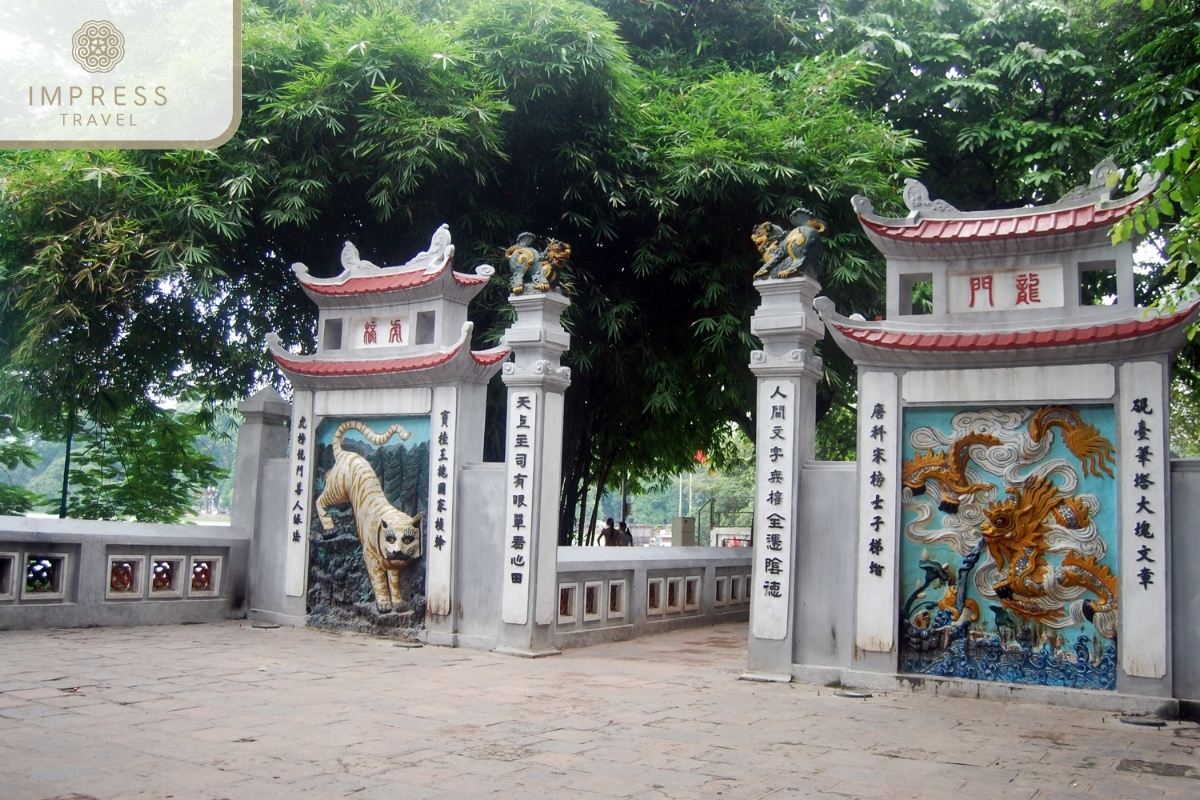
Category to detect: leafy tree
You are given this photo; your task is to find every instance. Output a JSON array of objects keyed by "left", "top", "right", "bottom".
[
  {"left": 68, "top": 407, "right": 226, "bottom": 523},
  {"left": 0, "top": 415, "right": 47, "bottom": 516},
  {"left": 1106, "top": 0, "right": 1200, "bottom": 305},
  {"left": 823, "top": 0, "right": 1130, "bottom": 208},
  {"left": 0, "top": 0, "right": 917, "bottom": 538}
]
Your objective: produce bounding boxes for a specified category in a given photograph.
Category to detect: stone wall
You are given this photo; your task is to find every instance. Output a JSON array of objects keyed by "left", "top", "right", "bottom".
[
  {"left": 0, "top": 516, "right": 248, "bottom": 630},
  {"left": 554, "top": 547, "right": 753, "bottom": 649},
  {"left": 792, "top": 462, "right": 857, "bottom": 673},
  {"left": 1170, "top": 459, "right": 1200, "bottom": 712}
]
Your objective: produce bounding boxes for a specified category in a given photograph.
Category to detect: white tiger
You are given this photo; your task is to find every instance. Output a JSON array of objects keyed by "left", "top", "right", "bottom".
[{"left": 316, "top": 420, "right": 424, "bottom": 611}]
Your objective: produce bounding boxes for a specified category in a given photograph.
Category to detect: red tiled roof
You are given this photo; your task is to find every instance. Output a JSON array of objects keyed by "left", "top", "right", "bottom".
[
  {"left": 298, "top": 268, "right": 487, "bottom": 296},
  {"left": 833, "top": 307, "right": 1194, "bottom": 352},
  {"left": 470, "top": 348, "right": 510, "bottom": 366},
  {"left": 859, "top": 197, "right": 1142, "bottom": 242},
  {"left": 274, "top": 347, "right": 457, "bottom": 376},
  {"left": 452, "top": 272, "right": 490, "bottom": 287},
  {"left": 273, "top": 344, "right": 511, "bottom": 376}
]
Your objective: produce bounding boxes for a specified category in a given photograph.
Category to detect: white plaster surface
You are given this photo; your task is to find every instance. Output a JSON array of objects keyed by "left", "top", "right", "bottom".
[
  {"left": 425, "top": 386, "right": 457, "bottom": 618},
  {"left": 1119, "top": 360, "right": 1168, "bottom": 678},
  {"left": 947, "top": 265, "right": 1064, "bottom": 313},
  {"left": 349, "top": 314, "right": 408, "bottom": 349},
  {"left": 902, "top": 364, "right": 1114, "bottom": 404},
  {"left": 535, "top": 391, "right": 565, "bottom": 626},
  {"left": 284, "top": 390, "right": 314, "bottom": 597},
  {"left": 751, "top": 379, "right": 796, "bottom": 640},
  {"left": 854, "top": 371, "right": 899, "bottom": 652},
  {"left": 312, "top": 387, "right": 432, "bottom": 417}
]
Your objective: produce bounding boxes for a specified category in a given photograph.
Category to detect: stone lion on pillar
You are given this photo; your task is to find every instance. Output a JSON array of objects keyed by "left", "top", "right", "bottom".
[
  {"left": 752, "top": 208, "right": 826, "bottom": 281},
  {"left": 507, "top": 232, "right": 571, "bottom": 295}
]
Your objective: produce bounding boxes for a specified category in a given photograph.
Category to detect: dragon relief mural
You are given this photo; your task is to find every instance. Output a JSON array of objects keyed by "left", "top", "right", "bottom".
[{"left": 899, "top": 405, "right": 1119, "bottom": 690}]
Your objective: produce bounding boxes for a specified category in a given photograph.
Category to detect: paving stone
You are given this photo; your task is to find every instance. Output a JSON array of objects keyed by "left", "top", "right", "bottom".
[{"left": 0, "top": 621, "right": 1196, "bottom": 800}]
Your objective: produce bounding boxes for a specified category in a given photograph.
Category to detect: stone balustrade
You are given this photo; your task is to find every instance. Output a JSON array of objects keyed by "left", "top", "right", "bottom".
[
  {"left": 553, "top": 546, "right": 752, "bottom": 649},
  {"left": 0, "top": 516, "right": 248, "bottom": 630}
]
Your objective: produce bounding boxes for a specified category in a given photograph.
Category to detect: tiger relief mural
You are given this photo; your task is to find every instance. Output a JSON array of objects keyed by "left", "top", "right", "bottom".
[
  {"left": 899, "top": 405, "right": 1119, "bottom": 690},
  {"left": 307, "top": 416, "right": 429, "bottom": 634}
]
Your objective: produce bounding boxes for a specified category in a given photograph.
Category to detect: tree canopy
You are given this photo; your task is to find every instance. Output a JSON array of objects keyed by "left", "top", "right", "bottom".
[{"left": 1, "top": 0, "right": 1196, "bottom": 533}]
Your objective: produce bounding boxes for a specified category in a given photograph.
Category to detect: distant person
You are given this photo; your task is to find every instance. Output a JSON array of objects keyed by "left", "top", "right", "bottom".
[
  {"left": 619, "top": 522, "right": 634, "bottom": 547},
  {"left": 600, "top": 518, "right": 618, "bottom": 546}
]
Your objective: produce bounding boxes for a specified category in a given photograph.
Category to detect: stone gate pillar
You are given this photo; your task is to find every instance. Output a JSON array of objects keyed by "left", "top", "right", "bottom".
[
  {"left": 495, "top": 291, "right": 571, "bottom": 657},
  {"left": 233, "top": 387, "right": 302, "bottom": 624},
  {"left": 746, "top": 277, "right": 824, "bottom": 680}
]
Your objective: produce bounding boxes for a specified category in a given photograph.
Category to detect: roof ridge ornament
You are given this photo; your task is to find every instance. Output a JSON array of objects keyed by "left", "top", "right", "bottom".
[
  {"left": 340, "top": 241, "right": 380, "bottom": 273},
  {"left": 1058, "top": 158, "right": 1121, "bottom": 205},
  {"left": 290, "top": 225, "right": 458, "bottom": 287},
  {"left": 902, "top": 179, "right": 958, "bottom": 215}
]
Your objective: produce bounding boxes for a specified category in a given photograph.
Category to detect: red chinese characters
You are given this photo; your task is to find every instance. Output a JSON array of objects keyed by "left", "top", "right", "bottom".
[
  {"left": 1015, "top": 272, "right": 1041, "bottom": 305},
  {"left": 969, "top": 275, "right": 994, "bottom": 308}
]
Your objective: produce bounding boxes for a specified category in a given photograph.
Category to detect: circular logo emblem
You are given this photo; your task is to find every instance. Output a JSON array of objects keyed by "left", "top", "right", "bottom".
[{"left": 72, "top": 20, "right": 125, "bottom": 74}]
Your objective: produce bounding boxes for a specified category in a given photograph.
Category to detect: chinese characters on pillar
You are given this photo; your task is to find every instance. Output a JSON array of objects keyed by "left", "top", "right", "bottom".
[
  {"left": 290, "top": 415, "right": 309, "bottom": 544},
  {"left": 434, "top": 411, "right": 451, "bottom": 551},
  {"left": 854, "top": 371, "right": 898, "bottom": 652},
  {"left": 752, "top": 379, "right": 796, "bottom": 640},
  {"left": 1118, "top": 360, "right": 1167, "bottom": 678},
  {"left": 502, "top": 392, "right": 538, "bottom": 625},
  {"left": 284, "top": 391, "right": 315, "bottom": 598},
  {"left": 1129, "top": 395, "right": 1157, "bottom": 590},
  {"left": 864, "top": 401, "right": 892, "bottom": 579},
  {"left": 426, "top": 387, "right": 458, "bottom": 617}
]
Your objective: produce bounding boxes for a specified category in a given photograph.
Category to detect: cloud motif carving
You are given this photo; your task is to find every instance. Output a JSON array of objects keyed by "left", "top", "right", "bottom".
[{"left": 72, "top": 20, "right": 125, "bottom": 74}]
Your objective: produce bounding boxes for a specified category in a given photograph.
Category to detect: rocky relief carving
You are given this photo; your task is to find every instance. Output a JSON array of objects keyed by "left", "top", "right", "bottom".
[
  {"left": 899, "top": 405, "right": 1119, "bottom": 690},
  {"left": 308, "top": 417, "right": 429, "bottom": 635}
]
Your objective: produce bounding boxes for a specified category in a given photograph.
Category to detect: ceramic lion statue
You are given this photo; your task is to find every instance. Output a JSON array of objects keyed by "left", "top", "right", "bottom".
[
  {"left": 316, "top": 420, "right": 424, "bottom": 612},
  {"left": 752, "top": 207, "right": 826, "bottom": 281},
  {"left": 507, "top": 232, "right": 571, "bottom": 295}
]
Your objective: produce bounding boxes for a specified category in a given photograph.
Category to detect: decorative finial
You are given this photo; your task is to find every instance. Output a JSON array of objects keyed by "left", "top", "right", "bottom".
[
  {"left": 903, "top": 179, "right": 958, "bottom": 213},
  {"left": 341, "top": 241, "right": 380, "bottom": 273},
  {"left": 506, "top": 232, "right": 570, "bottom": 295},
  {"left": 751, "top": 207, "right": 826, "bottom": 281}
]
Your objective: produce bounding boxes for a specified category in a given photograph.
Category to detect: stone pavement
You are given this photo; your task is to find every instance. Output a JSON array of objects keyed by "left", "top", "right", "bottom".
[{"left": 0, "top": 621, "right": 1197, "bottom": 800}]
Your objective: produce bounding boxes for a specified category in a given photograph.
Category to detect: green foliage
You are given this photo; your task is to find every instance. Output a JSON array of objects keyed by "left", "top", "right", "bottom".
[
  {"left": 1111, "top": 125, "right": 1200, "bottom": 296},
  {"left": 1170, "top": 374, "right": 1200, "bottom": 457},
  {"left": 20, "top": 0, "right": 1155, "bottom": 536},
  {"left": 1104, "top": 0, "right": 1200, "bottom": 314},
  {"left": 68, "top": 406, "right": 227, "bottom": 523},
  {"left": 0, "top": 415, "right": 49, "bottom": 516},
  {"left": 815, "top": 402, "right": 858, "bottom": 461},
  {"left": 825, "top": 0, "right": 1124, "bottom": 207}
]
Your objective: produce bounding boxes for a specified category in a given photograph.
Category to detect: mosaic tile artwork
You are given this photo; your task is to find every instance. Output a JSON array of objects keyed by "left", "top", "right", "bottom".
[{"left": 899, "top": 406, "right": 1118, "bottom": 690}]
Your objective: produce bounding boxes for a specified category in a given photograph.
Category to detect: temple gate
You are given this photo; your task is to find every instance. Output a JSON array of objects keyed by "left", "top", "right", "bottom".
[{"left": 747, "top": 162, "right": 1200, "bottom": 712}]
